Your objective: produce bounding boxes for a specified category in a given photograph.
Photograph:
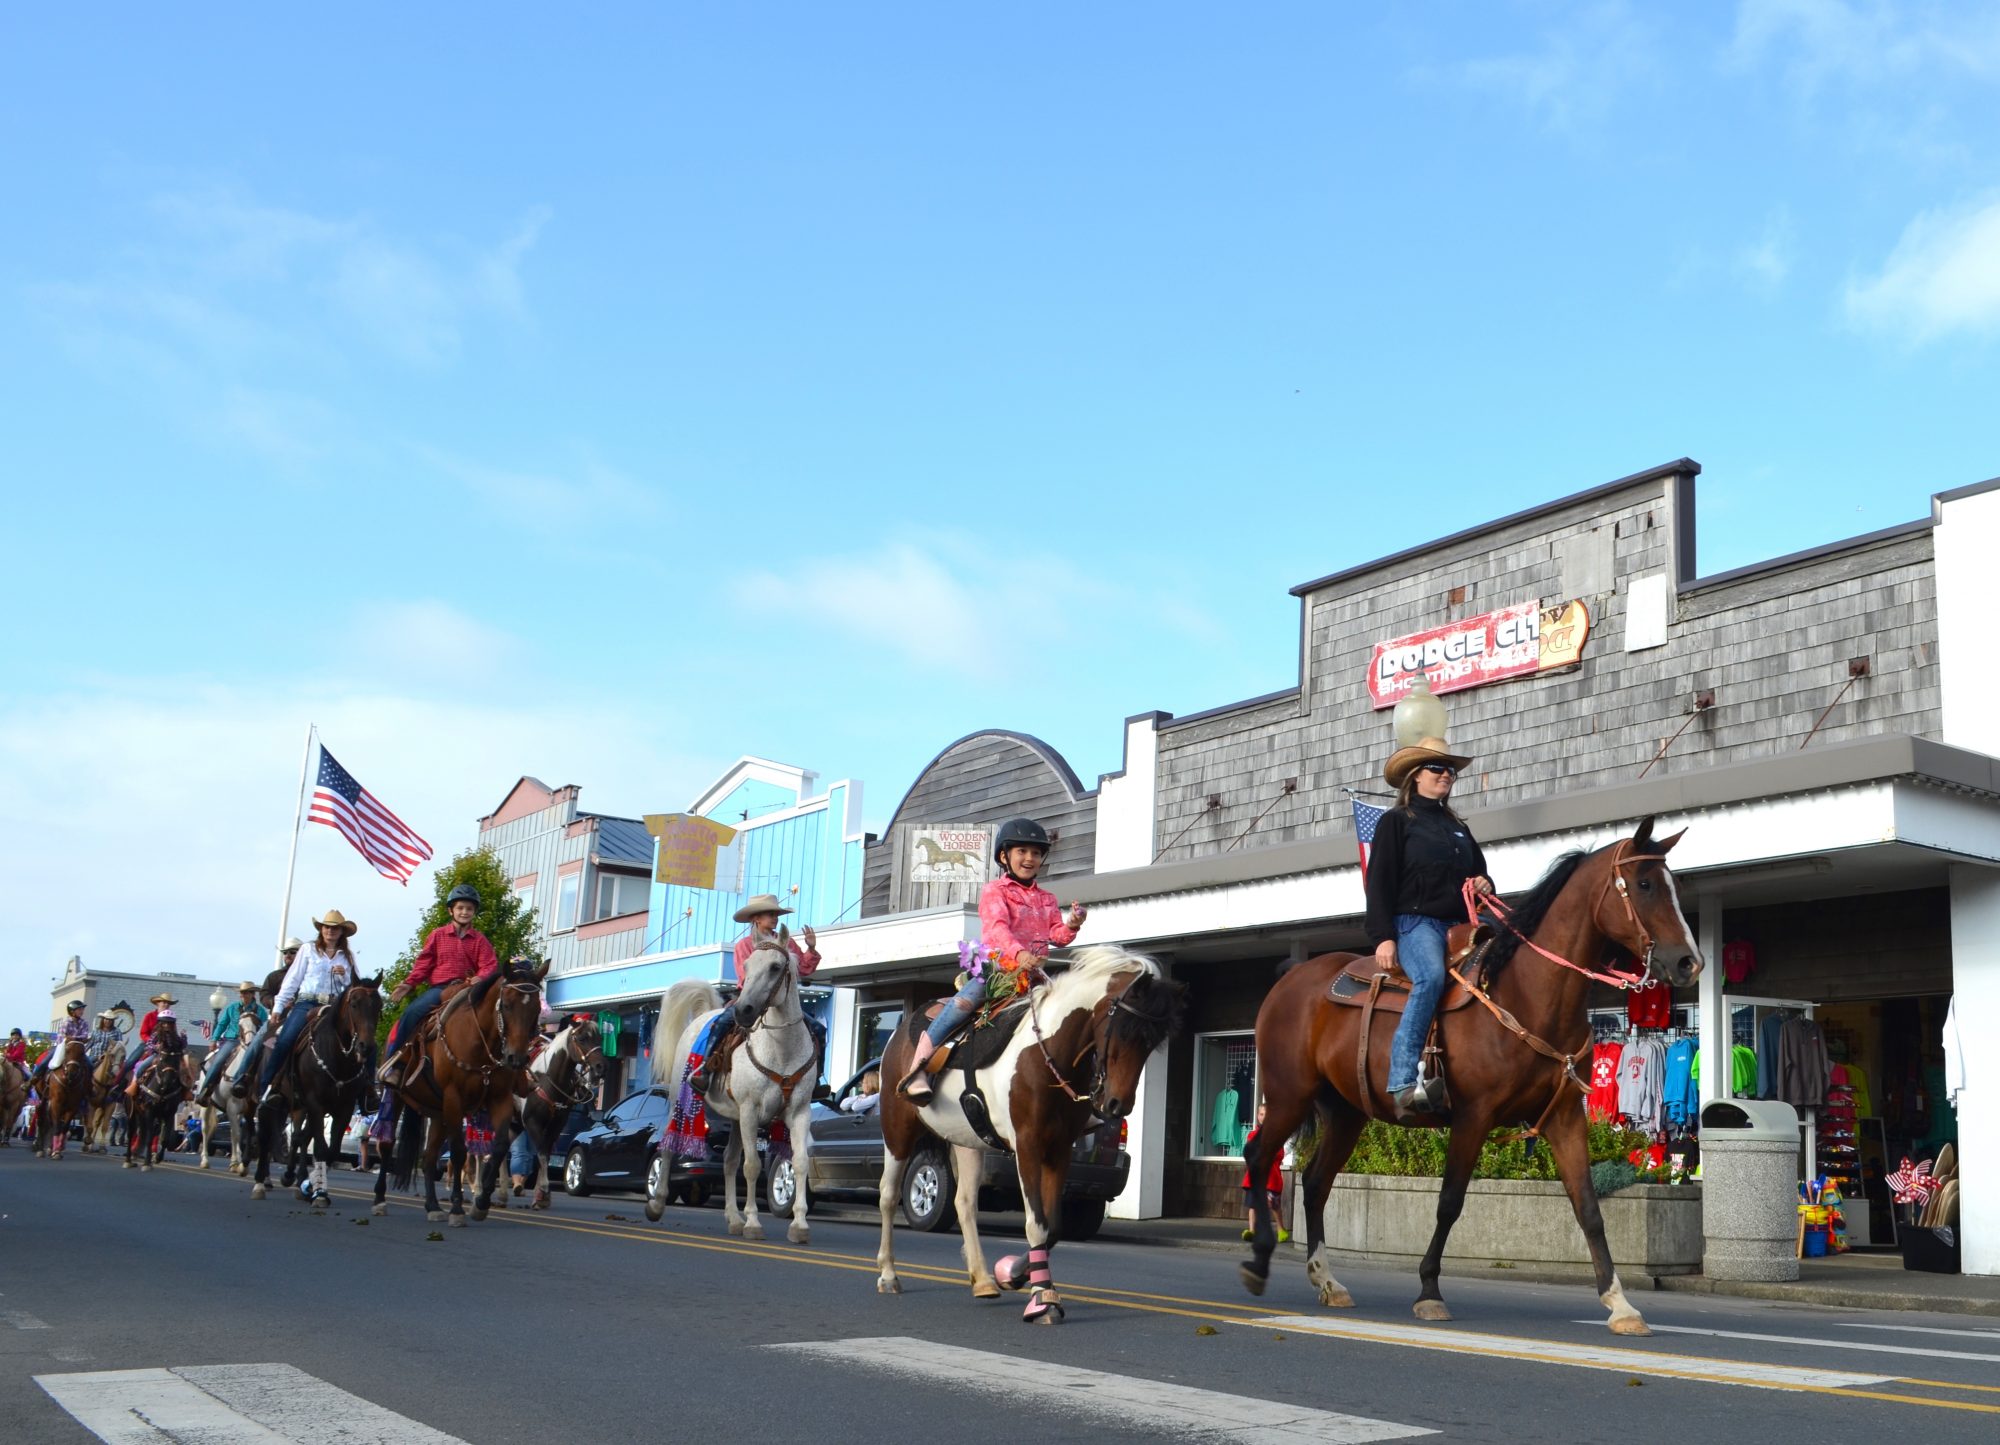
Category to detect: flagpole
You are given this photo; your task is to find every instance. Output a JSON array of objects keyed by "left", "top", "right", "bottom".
[{"left": 276, "top": 724, "right": 316, "bottom": 951}]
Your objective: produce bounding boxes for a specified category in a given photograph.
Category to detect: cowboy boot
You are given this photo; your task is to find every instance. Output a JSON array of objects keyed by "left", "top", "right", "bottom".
[
  {"left": 898, "top": 1035, "right": 939, "bottom": 1103},
  {"left": 376, "top": 1043, "right": 406, "bottom": 1089}
]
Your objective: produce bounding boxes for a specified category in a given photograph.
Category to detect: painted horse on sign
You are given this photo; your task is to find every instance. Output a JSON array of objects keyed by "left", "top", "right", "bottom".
[
  {"left": 873, "top": 945, "right": 1182, "bottom": 1324},
  {"left": 646, "top": 928, "right": 819, "bottom": 1244}
]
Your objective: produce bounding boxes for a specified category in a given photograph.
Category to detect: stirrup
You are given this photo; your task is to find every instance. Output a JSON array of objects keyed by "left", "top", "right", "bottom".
[{"left": 898, "top": 1069, "right": 934, "bottom": 1102}]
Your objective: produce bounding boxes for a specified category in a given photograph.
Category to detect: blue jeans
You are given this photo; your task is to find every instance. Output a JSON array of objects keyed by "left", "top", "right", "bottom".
[
  {"left": 925, "top": 974, "right": 988, "bottom": 1046},
  {"left": 509, "top": 1129, "right": 538, "bottom": 1177},
  {"left": 258, "top": 1006, "right": 315, "bottom": 1090},
  {"left": 388, "top": 986, "right": 446, "bottom": 1053},
  {"left": 1387, "top": 915, "right": 1449, "bottom": 1092}
]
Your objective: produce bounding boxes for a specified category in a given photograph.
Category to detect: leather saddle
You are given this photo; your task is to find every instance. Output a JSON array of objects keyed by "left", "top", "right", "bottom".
[
  {"left": 914, "top": 995, "right": 1033, "bottom": 1078},
  {"left": 1327, "top": 923, "right": 1492, "bottom": 1013}
]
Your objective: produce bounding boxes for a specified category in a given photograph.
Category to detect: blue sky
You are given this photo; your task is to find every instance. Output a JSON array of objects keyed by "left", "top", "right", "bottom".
[{"left": 4, "top": 3, "right": 1997, "bottom": 1022}]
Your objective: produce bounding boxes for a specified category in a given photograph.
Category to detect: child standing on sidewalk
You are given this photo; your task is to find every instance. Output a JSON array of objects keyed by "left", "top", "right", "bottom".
[{"left": 1240, "top": 1101, "right": 1293, "bottom": 1243}]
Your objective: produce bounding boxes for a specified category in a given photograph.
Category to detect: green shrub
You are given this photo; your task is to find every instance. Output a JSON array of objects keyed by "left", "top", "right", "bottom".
[{"left": 1295, "top": 1116, "right": 1650, "bottom": 1183}]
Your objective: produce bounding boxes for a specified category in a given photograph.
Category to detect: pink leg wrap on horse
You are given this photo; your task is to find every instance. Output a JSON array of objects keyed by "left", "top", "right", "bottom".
[{"left": 1026, "top": 1247, "right": 1052, "bottom": 1288}]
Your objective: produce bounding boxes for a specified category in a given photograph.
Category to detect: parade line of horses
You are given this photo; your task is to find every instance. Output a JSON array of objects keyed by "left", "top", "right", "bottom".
[{"left": 6, "top": 819, "right": 1701, "bottom": 1335}]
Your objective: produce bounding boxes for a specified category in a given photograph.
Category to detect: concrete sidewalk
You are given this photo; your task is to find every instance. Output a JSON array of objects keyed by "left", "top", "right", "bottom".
[{"left": 1095, "top": 1215, "right": 2000, "bottom": 1316}]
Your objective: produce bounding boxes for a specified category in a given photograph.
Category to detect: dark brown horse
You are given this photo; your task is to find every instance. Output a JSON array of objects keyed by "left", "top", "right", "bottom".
[
  {"left": 251, "top": 976, "right": 383, "bottom": 1206},
  {"left": 123, "top": 1021, "right": 189, "bottom": 1171},
  {"left": 34, "top": 1042, "right": 89, "bottom": 1158},
  {"left": 874, "top": 946, "right": 1183, "bottom": 1323},
  {"left": 500, "top": 1017, "right": 603, "bottom": 1210},
  {"left": 374, "top": 958, "right": 547, "bottom": 1225},
  {"left": 0, "top": 1055, "right": 26, "bottom": 1148},
  {"left": 1239, "top": 817, "right": 1702, "bottom": 1335}
]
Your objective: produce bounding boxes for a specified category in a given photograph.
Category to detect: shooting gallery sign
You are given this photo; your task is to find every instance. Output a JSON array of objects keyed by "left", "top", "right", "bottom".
[{"left": 1367, "top": 599, "right": 1591, "bottom": 709}]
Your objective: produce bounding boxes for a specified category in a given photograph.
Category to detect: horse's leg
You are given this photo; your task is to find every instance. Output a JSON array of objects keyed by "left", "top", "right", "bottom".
[
  {"left": 1414, "top": 1120, "right": 1489, "bottom": 1322},
  {"left": 1544, "top": 1100, "right": 1649, "bottom": 1335},
  {"left": 443, "top": 1101, "right": 468, "bottom": 1227},
  {"left": 875, "top": 1140, "right": 907, "bottom": 1295},
  {"left": 1239, "top": 1086, "right": 1315, "bottom": 1295},
  {"left": 784, "top": 1089, "right": 812, "bottom": 1245},
  {"left": 121, "top": 1098, "right": 138, "bottom": 1168},
  {"left": 730, "top": 1123, "right": 762, "bottom": 1239},
  {"left": 1014, "top": 1134, "right": 1069, "bottom": 1325},
  {"left": 423, "top": 1102, "right": 449, "bottom": 1222},
  {"left": 1302, "top": 1098, "right": 1367, "bottom": 1309},
  {"left": 249, "top": 1098, "right": 277, "bottom": 1200},
  {"left": 952, "top": 1144, "right": 996, "bottom": 1298},
  {"left": 198, "top": 1104, "right": 215, "bottom": 1169},
  {"left": 471, "top": 1097, "right": 509, "bottom": 1222},
  {"left": 740, "top": 1103, "right": 770, "bottom": 1242}
]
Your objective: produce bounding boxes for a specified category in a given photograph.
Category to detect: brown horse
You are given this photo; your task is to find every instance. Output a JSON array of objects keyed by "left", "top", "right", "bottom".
[
  {"left": 82, "top": 1042, "right": 129, "bottom": 1153},
  {"left": 35, "top": 1043, "right": 90, "bottom": 1158},
  {"left": 874, "top": 946, "right": 1183, "bottom": 1323},
  {"left": 251, "top": 976, "right": 383, "bottom": 1205},
  {"left": 1239, "top": 817, "right": 1701, "bottom": 1335},
  {"left": 374, "top": 958, "right": 547, "bottom": 1225},
  {"left": 123, "top": 1021, "right": 190, "bottom": 1171},
  {"left": 1, "top": 1056, "right": 30, "bottom": 1148},
  {"left": 501, "top": 1017, "right": 603, "bottom": 1210}
]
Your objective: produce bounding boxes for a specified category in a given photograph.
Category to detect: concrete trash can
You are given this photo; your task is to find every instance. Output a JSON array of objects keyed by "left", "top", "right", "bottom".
[{"left": 1699, "top": 1099, "right": 1801, "bottom": 1282}]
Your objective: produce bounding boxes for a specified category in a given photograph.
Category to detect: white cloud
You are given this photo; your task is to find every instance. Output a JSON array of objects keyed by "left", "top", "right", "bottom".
[
  {"left": 1845, "top": 195, "right": 2000, "bottom": 344},
  {"left": 1735, "top": 209, "right": 1795, "bottom": 293},
  {"left": 735, "top": 532, "right": 1225, "bottom": 678},
  {"left": 417, "top": 444, "right": 661, "bottom": 524},
  {"left": 1449, "top": 2, "right": 1661, "bottom": 133},
  {"left": 1728, "top": 0, "right": 2000, "bottom": 91},
  {"left": 0, "top": 663, "right": 714, "bottom": 1026}
]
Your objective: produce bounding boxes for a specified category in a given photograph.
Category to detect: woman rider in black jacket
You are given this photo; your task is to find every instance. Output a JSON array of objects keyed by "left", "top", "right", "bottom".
[{"left": 1364, "top": 733, "right": 1493, "bottom": 1119}]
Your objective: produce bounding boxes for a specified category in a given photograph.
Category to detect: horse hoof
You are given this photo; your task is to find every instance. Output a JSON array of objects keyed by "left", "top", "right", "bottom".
[
  {"left": 470, "top": 1207, "right": 488, "bottom": 1223},
  {"left": 122, "top": 1158, "right": 134, "bottom": 1169},
  {"left": 1413, "top": 1300, "right": 1452, "bottom": 1322},
  {"left": 251, "top": 1183, "right": 267, "bottom": 1200},
  {"left": 788, "top": 1225, "right": 810, "bottom": 1245},
  {"left": 645, "top": 1200, "right": 665, "bottom": 1223},
  {"left": 371, "top": 1204, "right": 387, "bottom": 1217},
  {"left": 1024, "top": 1292, "right": 1065, "bottom": 1325},
  {"left": 312, "top": 1193, "right": 329, "bottom": 1209},
  {"left": 972, "top": 1279, "right": 1002, "bottom": 1300},
  {"left": 448, "top": 1214, "right": 467, "bottom": 1229},
  {"left": 532, "top": 1192, "right": 550, "bottom": 1210},
  {"left": 140, "top": 1163, "right": 152, "bottom": 1173},
  {"left": 878, "top": 1278, "right": 902, "bottom": 1295},
  {"left": 1239, "top": 1263, "right": 1268, "bottom": 1297},
  {"left": 727, "top": 1220, "right": 744, "bottom": 1236},
  {"left": 1319, "top": 1287, "right": 1356, "bottom": 1309},
  {"left": 197, "top": 1159, "right": 209, "bottom": 1170},
  {"left": 742, "top": 1222, "right": 765, "bottom": 1241},
  {"left": 491, "top": 1195, "right": 507, "bottom": 1210},
  {"left": 995, "top": 1255, "right": 1030, "bottom": 1292},
  {"left": 426, "top": 1211, "right": 446, "bottom": 1223},
  {"left": 1609, "top": 1315, "right": 1652, "bottom": 1337}
]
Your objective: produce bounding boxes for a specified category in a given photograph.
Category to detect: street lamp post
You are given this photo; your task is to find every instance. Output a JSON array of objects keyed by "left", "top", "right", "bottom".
[
  {"left": 1393, "top": 672, "right": 1448, "bottom": 748},
  {"left": 209, "top": 987, "right": 227, "bottom": 1043}
]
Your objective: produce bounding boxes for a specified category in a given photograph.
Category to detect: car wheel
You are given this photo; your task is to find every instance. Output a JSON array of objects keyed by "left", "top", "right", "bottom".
[
  {"left": 901, "top": 1150, "right": 956, "bottom": 1233},
  {"left": 766, "top": 1156, "right": 809, "bottom": 1215},
  {"left": 645, "top": 1155, "right": 664, "bottom": 1200},
  {"left": 1060, "top": 1197, "right": 1107, "bottom": 1241},
  {"left": 563, "top": 1149, "right": 590, "bottom": 1196}
]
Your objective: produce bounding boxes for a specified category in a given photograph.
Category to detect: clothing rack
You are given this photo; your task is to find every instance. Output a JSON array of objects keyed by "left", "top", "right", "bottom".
[{"left": 1725, "top": 995, "right": 1818, "bottom": 1181}]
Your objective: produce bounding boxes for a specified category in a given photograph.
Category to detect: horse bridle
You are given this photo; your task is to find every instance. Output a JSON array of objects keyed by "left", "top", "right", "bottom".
[
  {"left": 534, "top": 1026, "right": 604, "bottom": 1109},
  {"left": 1593, "top": 841, "right": 1665, "bottom": 981},
  {"left": 440, "top": 977, "right": 544, "bottom": 1084},
  {"left": 738, "top": 958, "right": 818, "bottom": 1105},
  {"left": 1028, "top": 974, "right": 1167, "bottom": 1119},
  {"left": 305, "top": 988, "right": 378, "bottom": 1087}
]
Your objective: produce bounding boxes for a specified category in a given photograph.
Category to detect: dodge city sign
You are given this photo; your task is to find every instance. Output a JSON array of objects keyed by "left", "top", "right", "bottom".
[{"left": 1367, "top": 599, "right": 1591, "bottom": 708}]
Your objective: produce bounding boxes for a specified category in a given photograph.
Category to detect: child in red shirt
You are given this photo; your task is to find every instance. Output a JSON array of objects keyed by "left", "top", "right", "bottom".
[{"left": 1240, "top": 1102, "right": 1291, "bottom": 1243}]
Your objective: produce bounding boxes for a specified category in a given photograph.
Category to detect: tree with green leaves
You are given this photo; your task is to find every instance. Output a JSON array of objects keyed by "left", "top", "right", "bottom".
[{"left": 378, "top": 847, "right": 540, "bottom": 1044}]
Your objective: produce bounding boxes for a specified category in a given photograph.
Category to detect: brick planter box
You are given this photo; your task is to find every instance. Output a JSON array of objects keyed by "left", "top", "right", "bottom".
[{"left": 1309, "top": 1174, "right": 1703, "bottom": 1279}]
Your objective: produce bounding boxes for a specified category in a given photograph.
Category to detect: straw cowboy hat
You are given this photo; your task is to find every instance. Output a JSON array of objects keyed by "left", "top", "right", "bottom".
[
  {"left": 149, "top": 992, "right": 177, "bottom": 1007},
  {"left": 95, "top": 1010, "right": 116, "bottom": 1022},
  {"left": 279, "top": 936, "right": 304, "bottom": 954},
  {"left": 237, "top": 980, "right": 259, "bottom": 993},
  {"left": 1384, "top": 735, "right": 1475, "bottom": 790},
  {"left": 732, "top": 893, "right": 794, "bottom": 924},
  {"left": 312, "top": 910, "right": 359, "bottom": 937}
]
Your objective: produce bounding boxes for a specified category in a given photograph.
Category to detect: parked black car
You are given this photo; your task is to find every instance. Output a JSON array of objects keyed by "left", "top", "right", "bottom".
[
  {"left": 763, "top": 1061, "right": 1129, "bottom": 1240},
  {"left": 560, "top": 1086, "right": 737, "bottom": 1204}
]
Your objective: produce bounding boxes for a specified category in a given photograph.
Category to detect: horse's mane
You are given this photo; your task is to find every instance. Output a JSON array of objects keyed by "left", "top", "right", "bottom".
[
  {"left": 1482, "top": 849, "right": 1590, "bottom": 977},
  {"left": 468, "top": 969, "right": 505, "bottom": 1007},
  {"left": 1046, "top": 946, "right": 1185, "bottom": 1056},
  {"left": 531, "top": 1024, "right": 570, "bottom": 1080}
]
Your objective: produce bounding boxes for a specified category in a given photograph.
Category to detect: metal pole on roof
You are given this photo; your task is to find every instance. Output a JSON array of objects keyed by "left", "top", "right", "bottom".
[{"left": 274, "top": 724, "right": 315, "bottom": 959}]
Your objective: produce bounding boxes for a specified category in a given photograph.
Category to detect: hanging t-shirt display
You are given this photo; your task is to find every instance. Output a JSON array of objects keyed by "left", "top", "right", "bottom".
[
  {"left": 1662, "top": 1037, "right": 1698, "bottom": 1126},
  {"left": 1626, "top": 978, "right": 1673, "bottom": 1030},
  {"left": 1588, "top": 1041, "right": 1623, "bottom": 1121}
]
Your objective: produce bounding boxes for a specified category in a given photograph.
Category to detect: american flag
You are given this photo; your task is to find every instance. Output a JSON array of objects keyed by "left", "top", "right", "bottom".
[
  {"left": 1351, "top": 797, "right": 1386, "bottom": 883},
  {"left": 308, "top": 745, "right": 432, "bottom": 885}
]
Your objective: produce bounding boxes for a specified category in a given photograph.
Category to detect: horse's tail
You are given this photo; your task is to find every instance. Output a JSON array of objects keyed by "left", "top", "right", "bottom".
[
  {"left": 650, "top": 980, "right": 724, "bottom": 1087},
  {"left": 388, "top": 1106, "right": 424, "bottom": 1192}
]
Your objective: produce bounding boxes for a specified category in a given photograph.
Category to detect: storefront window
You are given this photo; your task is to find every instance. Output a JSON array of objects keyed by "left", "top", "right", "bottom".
[
  {"left": 858, "top": 1005, "right": 902, "bottom": 1072},
  {"left": 1192, "top": 1031, "right": 1258, "bottom": 1159}
]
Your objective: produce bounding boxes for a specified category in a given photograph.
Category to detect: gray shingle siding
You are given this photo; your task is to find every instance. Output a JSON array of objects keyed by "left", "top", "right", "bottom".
[{"left": 1154, "top": 476, "right": 1941, "bottom": 860}]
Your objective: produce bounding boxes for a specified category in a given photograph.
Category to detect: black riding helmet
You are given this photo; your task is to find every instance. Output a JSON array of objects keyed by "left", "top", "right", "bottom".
[
  {"left": 993, "top": 816, "right": 1052, "bottom": 870},
  {"left": 446, "top": 884, "right": 481, "bottom": 910}
]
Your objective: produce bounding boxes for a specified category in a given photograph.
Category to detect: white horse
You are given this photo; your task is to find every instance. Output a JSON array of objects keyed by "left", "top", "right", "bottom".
[
  {"left": 199, "top": 1012, "right": 264, "bottom": 1175},
  {"left": 644, "top": 928, "right": 818, "bottom": 1244}
]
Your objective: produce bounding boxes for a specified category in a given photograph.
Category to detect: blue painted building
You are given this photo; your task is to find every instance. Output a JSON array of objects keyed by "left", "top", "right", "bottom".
[{"left": 546, "top": 758, "right": 868, "bottom": 1099}]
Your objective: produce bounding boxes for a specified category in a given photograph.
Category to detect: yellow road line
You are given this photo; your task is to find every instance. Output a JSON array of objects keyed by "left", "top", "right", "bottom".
[{"left": 130, "top": 1158, "right": 2000, "bottom": 1412}]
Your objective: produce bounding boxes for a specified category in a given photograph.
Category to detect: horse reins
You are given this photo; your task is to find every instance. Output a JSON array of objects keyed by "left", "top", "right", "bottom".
[
  {"left": 737, "top": 958, "right": 817, "bottom": 1106},
  {"left": 1028, "top": 972, "right": 1166, "bottom": 1117},
  {"left": 439, "top": 977, "right": 543, "bottom": 1085},
  {"left": 304, "top": 990, "right": 375, "bottom": 1087},
  {"left": 533, "top": 1027, "right": 603, "bottom": 1110}
]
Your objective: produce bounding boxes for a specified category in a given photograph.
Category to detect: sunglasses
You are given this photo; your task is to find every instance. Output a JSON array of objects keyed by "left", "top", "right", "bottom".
[{"left": 1417, "top": 763, "right": 1457, "bottom": 779}]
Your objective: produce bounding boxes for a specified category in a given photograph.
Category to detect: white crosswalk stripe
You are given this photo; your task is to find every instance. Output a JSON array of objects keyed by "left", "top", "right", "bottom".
[
  {"left": 1836, "top": 1322, "right": 2000, "bottom": 1341},
  {"left": 2, "top": 1308, "right": 51, "bottom": 1329},
  {"left": 1610, "top": 1321, "right": 2000, "bottom": 1366},
  {"left": 767, "top": 1337, "right": 1436, "bottom": 1442},
  {"left": 35, "top": 1364, "right": 468, "bottom": 1445}
]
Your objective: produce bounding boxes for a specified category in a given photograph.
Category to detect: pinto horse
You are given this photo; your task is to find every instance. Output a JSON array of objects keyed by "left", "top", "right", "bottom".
[
  {"left": 251, "top": 976, "right": 382, "bottom": 1206},
  {"left": 82, "top": 1043, "right": 128, "bottom": 1153},
  {"left": 34, "top": 1043, "right": 89, "bottom": 1158},
  {"left": 501, "top": 1018, "right": 603, "bottom": 1210},
  {"left": 1239, "top": 817, "right": 1702, "bottom": 1335},
  {"left": 375, "top": 958, "right": 547, "bottom": 1225},
  {"left": 645, "top": 929, "right": 820, "bottom": 1243},
  {"left": 874, "top": 946, "right": 1183, "bottom": 1323},
  {"left": 200, "top": 1013, "right": 263, "bottom": 1175},
  {"left": 123, "top": 1022, "right": 189, "bottom": 1171}
]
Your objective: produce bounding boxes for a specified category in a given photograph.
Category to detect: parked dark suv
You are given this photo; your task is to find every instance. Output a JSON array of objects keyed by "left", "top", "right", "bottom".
[
  {"left": 560, "top": 1086, "right": 735, "bottom": 1204},
  {"left": 763, "top": 1061, "right": 1129, "bottom": 1239}
]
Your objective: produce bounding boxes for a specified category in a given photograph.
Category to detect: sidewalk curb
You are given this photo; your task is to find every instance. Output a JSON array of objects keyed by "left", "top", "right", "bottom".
[{"left": 1655, "top": 1273, "right": 2000, "bottom": 1317}]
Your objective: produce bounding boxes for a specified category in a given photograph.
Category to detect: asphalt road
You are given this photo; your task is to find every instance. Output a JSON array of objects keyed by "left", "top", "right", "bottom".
[{"left": 4, "top": 1147, "right": 1999, "bottom": 1443}]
